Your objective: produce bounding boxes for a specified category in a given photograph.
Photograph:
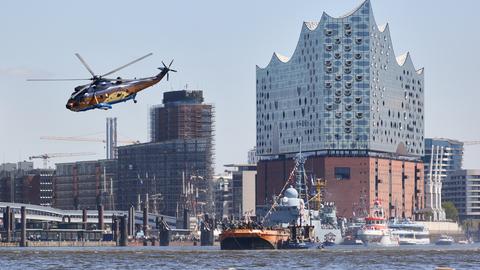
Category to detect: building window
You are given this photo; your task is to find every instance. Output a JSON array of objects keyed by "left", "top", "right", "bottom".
[{"left": 335, "top": 167, "right": 351, "bottom": 180}]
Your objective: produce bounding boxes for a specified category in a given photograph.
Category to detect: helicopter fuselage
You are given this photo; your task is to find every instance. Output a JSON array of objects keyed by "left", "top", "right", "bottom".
[{"left": 66, "top": 71, "right": 166, "bottom": 112}]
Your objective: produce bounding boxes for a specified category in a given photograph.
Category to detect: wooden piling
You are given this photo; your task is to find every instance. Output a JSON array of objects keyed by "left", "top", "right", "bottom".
[
  {"left": 119, "top": 215, "right": 128, "bottom": 246},
  {"left": 4, "top": 206, "right": 11, "bottom": 242},
  {"left": 97, "top": 205, "right": 104, "bottom": 232},
  {"left": 20, "top": 206, "right": 26, "bottom": 247},
  {"left": 128, "top": 206, "right": 135, "bottom": 236},
  {"left": 112, "top": 215, "right": 119, "bottom": 246},
  {"left": 142, "top": 207, "right": 148, "bottom": 237}
]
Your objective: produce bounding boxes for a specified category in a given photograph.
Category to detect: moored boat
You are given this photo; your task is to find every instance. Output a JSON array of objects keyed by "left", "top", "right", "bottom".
[
  {"left": 389, "top": 219, "right": 430, "bottom": 245},
  {"left": 357, "top": 199, "right": 398, "bottom": 246},
  {"left": 256, "top": 152, "right": 342, "bottom": 246},
  {"left": 435, "top": 235, "right": 454, "bottom": 245},
  {"left": 219, "top": 227, "right": 290, "bottom": 250}
]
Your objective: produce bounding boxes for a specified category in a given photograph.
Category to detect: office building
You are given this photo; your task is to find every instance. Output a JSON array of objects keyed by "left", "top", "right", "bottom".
[
  {"left": 213, "top": 173, "right": 233, "bottom": 220},
  {"left": 248, "top": 147, "right": 259, "bottom": 165},
  {"left": 0, "top": 168, "right": 54, "bottom": 206},
  {"left": 225, "top": 164, "right": 257, "bottom": 217},
  {"left": 422, "top": 138, "right": 464, "bottom": 221},
  {"left": 54, "top": 159, "right": 117, "bottom": 210},
  {"left": 0, "top": 163, "right": 17, "bottom": 172},
  {"left": 443, "top": 170, "right": 480, "bottom": 221}
]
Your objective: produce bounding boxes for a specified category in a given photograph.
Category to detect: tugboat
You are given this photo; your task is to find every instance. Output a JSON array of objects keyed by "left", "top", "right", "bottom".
[{"left": 357, "top": 199, "right": 398, "bottom": 246}]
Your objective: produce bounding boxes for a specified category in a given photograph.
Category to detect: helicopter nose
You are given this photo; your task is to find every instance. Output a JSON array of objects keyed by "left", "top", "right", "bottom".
[{"left": 66, "top": 102, "right": 74, "bottom": 110}]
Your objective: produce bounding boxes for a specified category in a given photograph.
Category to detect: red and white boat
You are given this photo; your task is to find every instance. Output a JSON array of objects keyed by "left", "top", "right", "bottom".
[{"left": 357, "top": 199, "right": 398, "bottom": 246}]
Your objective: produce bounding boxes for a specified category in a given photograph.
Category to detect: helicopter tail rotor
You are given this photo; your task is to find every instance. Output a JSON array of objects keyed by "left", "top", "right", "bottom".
[{"left": 158, "top": 59, "right": 177, "bottom": 81}]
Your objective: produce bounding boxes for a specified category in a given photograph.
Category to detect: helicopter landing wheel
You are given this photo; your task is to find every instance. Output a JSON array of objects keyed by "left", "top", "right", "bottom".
[{"left": 134, "top": 100, "right": 137, "bottom": 104}]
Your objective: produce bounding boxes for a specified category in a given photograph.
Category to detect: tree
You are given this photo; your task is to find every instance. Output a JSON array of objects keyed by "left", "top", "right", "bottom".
[
  {"left": 442, "top": 201, "right": 459, "bottom": 222},
  {"left": 424, "top": 210, "right": 434, "bottom": 221}
]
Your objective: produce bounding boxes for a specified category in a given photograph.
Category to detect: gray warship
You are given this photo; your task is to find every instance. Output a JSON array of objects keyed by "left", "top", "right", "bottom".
[{"left": 256, "top": 152, "right": 343, "bottom": 245}]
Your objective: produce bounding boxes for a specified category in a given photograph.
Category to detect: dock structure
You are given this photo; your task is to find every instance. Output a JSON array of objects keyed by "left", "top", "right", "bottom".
[{"left": 0, "top": 202, "right": 176, "bottom": 246}]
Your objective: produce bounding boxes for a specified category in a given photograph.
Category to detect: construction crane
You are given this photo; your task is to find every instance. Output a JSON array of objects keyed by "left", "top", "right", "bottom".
[
  {"left": 40, "top": 135, "right": 140, "bottom": 160},
  {"left": 40, "top": 136, "right": 139, "bottom": 144},
  {"left": 28, "top": 152, "right": 96, "bottom": 169},
  {"left": 463, "top": 141, "right": 480, "bottom": 146}
]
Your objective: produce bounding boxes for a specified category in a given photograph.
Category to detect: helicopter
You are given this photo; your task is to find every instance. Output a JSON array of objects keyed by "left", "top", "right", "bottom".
[{"left": 28, "top": 53, "right": 176, "bottom": 112}]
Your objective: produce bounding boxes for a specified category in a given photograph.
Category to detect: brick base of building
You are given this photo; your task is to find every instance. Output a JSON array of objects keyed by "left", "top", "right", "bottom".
[{"left": 256, "top": 155, "right": 424, "bottom": 219}]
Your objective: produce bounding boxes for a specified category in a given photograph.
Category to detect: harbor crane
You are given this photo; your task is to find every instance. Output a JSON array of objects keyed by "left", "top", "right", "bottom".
[{"left": 28, "top": 152, "right": 96, "bottom": 168}]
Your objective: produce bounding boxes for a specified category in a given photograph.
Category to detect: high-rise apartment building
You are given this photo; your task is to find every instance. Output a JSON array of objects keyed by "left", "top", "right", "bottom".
[
  {"left": 255, "top": 0, "right": 425, "bottom": 219},
  {"left": 422, "top": 138, "right": 464, "bottom": 221}
]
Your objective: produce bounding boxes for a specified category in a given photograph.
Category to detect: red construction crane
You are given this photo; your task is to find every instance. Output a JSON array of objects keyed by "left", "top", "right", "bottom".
[{"left": 28, "top": 152, "right": 96, "bottom": 168}]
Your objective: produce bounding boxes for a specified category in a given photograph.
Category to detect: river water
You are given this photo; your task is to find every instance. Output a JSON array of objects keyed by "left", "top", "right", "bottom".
[{"left": 1, "top": 244, "right": 479, "bottom": 269}]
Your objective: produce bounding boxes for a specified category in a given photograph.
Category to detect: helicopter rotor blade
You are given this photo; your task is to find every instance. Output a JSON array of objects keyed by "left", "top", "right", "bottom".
[
  {"left": 27, "top": 78, "right": 92, "bottom": 81},
  {"left": 102, "top": 77, "right": 135, "bottom": 82},
  {"left": 101, "top": 53, "right": 153, "bottom": 77},
  {"left": 75, "top": 53, "right": 96, "bottom": 77},
  {"left": 168, "top": 59, "right": 174, "bottom": 68}
]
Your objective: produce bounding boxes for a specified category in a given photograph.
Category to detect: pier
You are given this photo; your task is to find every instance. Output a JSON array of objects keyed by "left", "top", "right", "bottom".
[{"left": 0, "top": 202, "right": 176, "bottom": 247}]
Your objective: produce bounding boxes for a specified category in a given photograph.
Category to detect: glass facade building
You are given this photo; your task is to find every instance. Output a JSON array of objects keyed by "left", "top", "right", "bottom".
[
  {"left": 422, "top": 138, "right": 464, "bottom": 220},
  {"left": 256, "top": 0, "right": 424, "bottom": 158}
]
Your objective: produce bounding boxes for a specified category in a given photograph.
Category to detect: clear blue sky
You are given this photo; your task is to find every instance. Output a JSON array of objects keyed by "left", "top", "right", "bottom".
[{"left": 1, "top": 0, "right": 479, "bottom": 172}]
